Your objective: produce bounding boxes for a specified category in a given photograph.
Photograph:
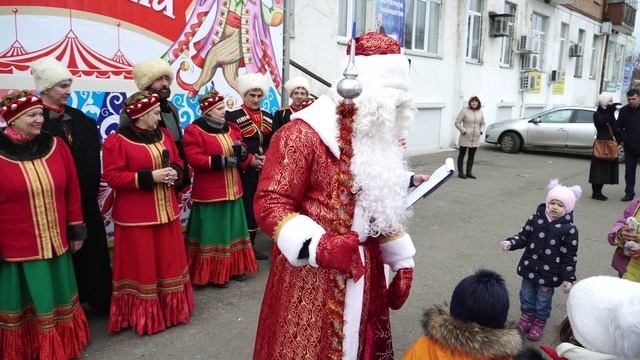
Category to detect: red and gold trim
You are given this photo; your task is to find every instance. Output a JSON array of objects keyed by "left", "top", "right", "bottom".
[
  {"left": 0, "top": 94, "right": 42, "bottom": 125},
  {"left": 124, "top": 93, "right": 160, "bottom": 119},
  {"left": 145, "top": 142, "right": 177, "bottom": 224},
  {"left": 199, "top": 93, "right": 225, "bottom": 114},
  {"left": 111, "top": 267, "right": 191, "bottom": 299},
  {"left": 273, "top": 212, "right": 299, "bottom": 243},
  {"left": 18, "top": 156, "right": 65, "bottom": 259}
]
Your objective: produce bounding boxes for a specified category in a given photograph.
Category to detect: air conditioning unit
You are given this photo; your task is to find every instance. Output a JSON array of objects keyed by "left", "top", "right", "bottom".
[
  {"left": 549, "top": 69, "right": 563, "bottom": 83},
  {"left": 521, "top": 53, "right": 541, "bottom": 71},
  {"left": 489, "top": 14, "right": 513, "bottom": 37},
  {"left": 520, "top": 74, "right": 537, "bottom": 90},
  {"left": 516, "top": 35, "right": 541, "bottom": 53},
  {"left": 569, "top": 44, "right": 583, "bottom": 57},
  {"left": 600, "top": 21, "right": 612, "bottom": 35}
]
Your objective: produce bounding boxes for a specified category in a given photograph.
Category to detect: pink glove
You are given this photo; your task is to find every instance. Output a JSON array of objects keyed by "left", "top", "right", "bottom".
[
  {"left": 388, "top": 268, "right": 414, "bottom": 310},
  {"left": 562, "top": 281, "right": 573, "bottom": 294},
  {"left": 316, "top": 231, "right": 363, "bottom": 280},
  {"left": 501, "top": 241, "right": 511, "bottom": 251}
]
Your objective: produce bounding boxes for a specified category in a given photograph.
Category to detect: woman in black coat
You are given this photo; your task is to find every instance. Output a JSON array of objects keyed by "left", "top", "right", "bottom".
[{"left": 589, "top": 94, "right": 620, "bottom": 200}]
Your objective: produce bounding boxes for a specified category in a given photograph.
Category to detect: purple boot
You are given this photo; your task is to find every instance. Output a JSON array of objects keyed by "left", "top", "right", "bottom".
[
  {"left": 517, "top": 313, "right": 535, "bottom": 334},
  {"left": 527, "top": 318, "right": 547, "bottom": 341}
]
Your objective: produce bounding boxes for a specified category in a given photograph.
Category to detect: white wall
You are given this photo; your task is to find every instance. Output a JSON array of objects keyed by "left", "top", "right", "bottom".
[{"left": 288, "top": 0, "right": 631, "bottom": 154}]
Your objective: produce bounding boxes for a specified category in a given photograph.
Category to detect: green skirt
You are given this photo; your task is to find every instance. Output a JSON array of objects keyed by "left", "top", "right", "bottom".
[
  {"left": 185, "top": 199, "right": 258, "bottom": 285},
  {"left": 0, "top": 252, "right": 90, "bottom": 359}
]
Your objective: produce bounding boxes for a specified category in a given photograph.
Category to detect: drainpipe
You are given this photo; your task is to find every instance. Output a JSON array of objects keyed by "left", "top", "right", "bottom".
[
  {"left": 281, "top": 0, "right": 291, "bottom": 106},
  {"left": 599, "top": 0, "right": 609, "bottom": 93},
  {"left": 451, "top": 0, "right": 468, "bottom": 146}
]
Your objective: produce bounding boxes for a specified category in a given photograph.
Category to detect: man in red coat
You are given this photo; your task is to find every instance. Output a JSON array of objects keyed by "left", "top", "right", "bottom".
[{"left": 253, "top": 33, "right": 418, "bottom": 360}]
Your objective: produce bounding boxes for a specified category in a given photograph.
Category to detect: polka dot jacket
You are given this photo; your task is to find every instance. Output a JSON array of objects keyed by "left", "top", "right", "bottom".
[{"left": 506, "top": 203, "right": 578, "bottom": 287}]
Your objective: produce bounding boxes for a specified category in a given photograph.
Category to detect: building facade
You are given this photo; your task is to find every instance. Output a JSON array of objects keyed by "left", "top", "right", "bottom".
[{"left": 287, "top": 0, "right": 636, "bottom": 153}]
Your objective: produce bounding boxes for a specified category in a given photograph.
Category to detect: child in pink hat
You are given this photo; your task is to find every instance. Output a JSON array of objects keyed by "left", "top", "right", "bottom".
[{"left": 501, "top": 179, "right": 582, "bottom": 341}]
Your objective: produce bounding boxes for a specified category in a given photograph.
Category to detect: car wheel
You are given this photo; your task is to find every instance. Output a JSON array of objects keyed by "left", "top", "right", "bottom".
[{"left": 499, "top": 132, "right": 521, "bottom": 153}]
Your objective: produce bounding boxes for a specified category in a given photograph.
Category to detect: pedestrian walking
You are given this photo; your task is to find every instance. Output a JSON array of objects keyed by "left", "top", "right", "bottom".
[
  {"left": 0, "top": 91, "right": 90, "bottom": 359},
  {"left": 183, "top": 91, "right": 259, "bottom": 286},
  {"left": 501, "top": 179, "right": 581, "bottom": 341},
  {"left": 455, "top": 96, "right": 485, "bottom": 179},
  {"left": 589, "top": 93, "right": 620, "bottom": 201},
  {"left": 103, "top": 91, "right": 194, "bottom": 335},
  {"left": 615, "top": 88, "right": 640, "bottom": 201}
]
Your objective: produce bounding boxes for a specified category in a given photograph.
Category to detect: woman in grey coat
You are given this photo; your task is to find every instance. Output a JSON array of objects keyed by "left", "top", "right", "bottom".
[{"left": 455, "top": 96, "right": 485, "bottom": 179}]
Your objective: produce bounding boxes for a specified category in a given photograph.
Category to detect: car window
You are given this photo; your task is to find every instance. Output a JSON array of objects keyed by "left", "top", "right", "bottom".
[
  {"left": 538, "top": 109, "right": 573, "bottom": 123},
  {"left": 573, "top": 110, "right": 594, "bottom": 123}
]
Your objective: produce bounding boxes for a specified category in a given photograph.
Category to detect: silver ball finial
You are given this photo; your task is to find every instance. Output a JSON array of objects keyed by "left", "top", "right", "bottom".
[{"left": 337, "top": 22, "right": 361, "bottom": 104}]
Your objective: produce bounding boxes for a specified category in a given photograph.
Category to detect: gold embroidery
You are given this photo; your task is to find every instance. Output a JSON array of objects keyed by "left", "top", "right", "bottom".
[
  {"left": 273, "top": 212, "right": 299, "bottom": 244},
  {"left": 378, "top": 231, "right": 406, "bottom": 244}
]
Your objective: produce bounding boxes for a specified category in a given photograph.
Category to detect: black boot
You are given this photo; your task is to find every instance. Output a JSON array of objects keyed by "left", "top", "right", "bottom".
[
  {"left": 591, "top": 185, "right": 607, "bottom": 201},
  {"left": 250, "top": 231, "right": 268, "bottom": 260},
  {"left": 466, "top": 165, "right": 476, "bottom": 179}
]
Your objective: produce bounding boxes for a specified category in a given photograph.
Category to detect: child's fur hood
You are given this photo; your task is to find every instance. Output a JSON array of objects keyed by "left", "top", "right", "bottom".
[{"left": 422, "top": 305, "right": 523, "bottom": 358}]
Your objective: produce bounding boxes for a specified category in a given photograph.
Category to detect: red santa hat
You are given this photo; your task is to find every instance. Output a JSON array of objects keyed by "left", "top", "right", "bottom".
[
  {"left": 0, "top": 93, "right": 43, "bottom": 125},
  {"left": 343, "top": 32, "right": 410, "bottom": 93},
  {"left": 199, "top": 92, "right": 225, "bottom": 114},
  {"left": 124, "top": 93, "right": 160, "bottom": 119}
]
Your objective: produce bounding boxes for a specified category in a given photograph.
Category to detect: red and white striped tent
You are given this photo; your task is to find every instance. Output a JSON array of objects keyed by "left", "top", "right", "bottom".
[
  {"left": 0, "top": 40, "right": 28, "bottom": 57},
  {"left": 0, "top": 30, "right": 132, "bottom": 79}
]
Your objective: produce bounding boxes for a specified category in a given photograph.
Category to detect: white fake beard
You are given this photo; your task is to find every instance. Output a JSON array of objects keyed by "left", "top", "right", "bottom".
[{"left": 350, "top": 88, "right": 415, "bottom": 237}]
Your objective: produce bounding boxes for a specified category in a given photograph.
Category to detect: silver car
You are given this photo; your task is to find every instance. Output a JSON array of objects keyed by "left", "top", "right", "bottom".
[{"left": 484, "top": 107, "right": 597, "bottom": 154}]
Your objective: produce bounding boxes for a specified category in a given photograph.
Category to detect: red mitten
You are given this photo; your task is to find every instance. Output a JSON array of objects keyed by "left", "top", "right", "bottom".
[
  {"left": 387, "top": 268, "right": 413, "bottom": 310},
  {"left": 316, "top": 231, "right": 361, "bottom": 276}
]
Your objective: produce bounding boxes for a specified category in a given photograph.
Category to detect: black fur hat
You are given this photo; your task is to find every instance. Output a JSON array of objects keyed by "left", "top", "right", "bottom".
[{"left": 449, "top": 269, "right": 509, "bottom": 329}]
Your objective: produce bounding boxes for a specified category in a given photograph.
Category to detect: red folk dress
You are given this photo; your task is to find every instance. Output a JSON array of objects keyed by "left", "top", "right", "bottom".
[
  {"left": 0, "top": 133, "right": 90, "bottom": 359},
  {"left": 183, "top": 118, "right": 258, "bottom": 285},
  {"left": 102, "top": 126, "right": 194, "bottom": 335}
]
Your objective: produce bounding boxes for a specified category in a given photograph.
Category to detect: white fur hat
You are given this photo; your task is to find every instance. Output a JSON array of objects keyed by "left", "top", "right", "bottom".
[
  {"left": 132, "top": 58, "right": 173, "bottom": 90},
  {"left": 30, "top": 57, "right": 73, "bottom": 92},
  {"left": 598, "top": 93, "right": 613, "bottom": 108},
  {"left": 284, "top": 76, "right": 310, "bottom": 96},
  {"left": 237, "top": 72, "right": 269, "bottom": 96},
  {"left": 566, "top": 276, "right": 640, "bottom": 359}
]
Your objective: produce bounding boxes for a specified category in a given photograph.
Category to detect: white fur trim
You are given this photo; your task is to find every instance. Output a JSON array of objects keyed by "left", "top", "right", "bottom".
[
  {"left": 351, "top": 204, "right": 368, "bottom": 242},
  {"left": 556, "top": 343, "right": 617, "bottom": 360},
  {"left": 334, "top": 54, "right": 410, "bottom": 97},
  {"left": 237, "top": 72, "right": 269, "bottom": 96},
  {"left": 133, "top": 58, "right": 173, "bottom": 90},
  {"left": 567, "top": 276, "right": 640, "bottom": 358},
  {"left": 291, "top": 95, "right": 340, "bottom": 158},
  {"left": 284, "top": 76, "right": 310, "bottom": 96},
  {"left": 31, "top": 57, "right": 73, "bottom": 92},
  {"left": 380, "top": 233, "right": 416, "bottom": 271},
  {"left": 276, "top": 214, "right": 325, "bottom": 267},
  {"left": 307, "top": 230, "right": 324, "bottom": 268},
  {"left": 342, "top": 246, "right": 365, "bottom": 360}
]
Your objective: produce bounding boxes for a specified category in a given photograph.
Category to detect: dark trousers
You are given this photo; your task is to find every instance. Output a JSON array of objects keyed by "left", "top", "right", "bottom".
[
  {"left": 624, "top": 151, "right": 639, "bottom": 196},
  {"left": 457, "top": 146, "right": 477, "bottom": 174}
]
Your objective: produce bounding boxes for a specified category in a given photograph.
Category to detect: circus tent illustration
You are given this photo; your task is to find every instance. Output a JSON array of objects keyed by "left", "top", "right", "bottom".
[
  {"left": 0, "top": 9, "right": 27, "bottom": 57},
  {"left": 0, "top": 9, "right": 133, "bottom": 79}
]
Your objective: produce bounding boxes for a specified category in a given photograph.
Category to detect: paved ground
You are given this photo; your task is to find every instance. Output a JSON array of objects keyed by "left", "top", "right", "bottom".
[{"left": 83, "top": 145, "right": 629, "bottom": 359}]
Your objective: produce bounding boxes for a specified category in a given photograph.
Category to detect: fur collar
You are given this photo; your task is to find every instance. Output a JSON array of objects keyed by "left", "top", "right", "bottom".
[
  {"left": 117, "top": 124, "right": 163, "bottom": 144},
  {"left": 0, "top": 129, "right": 55, "bottom": 161},
  {"left": 290, "top": 95, "right": 339, "bottom": 158},
  {"left": 422, "top": 305, "right": 523, "bottom": 358}
]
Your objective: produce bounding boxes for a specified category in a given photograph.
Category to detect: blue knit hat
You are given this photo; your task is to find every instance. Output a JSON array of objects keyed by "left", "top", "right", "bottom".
[{"left": 450, "top": 269, "right": 510, "bottom": 329}]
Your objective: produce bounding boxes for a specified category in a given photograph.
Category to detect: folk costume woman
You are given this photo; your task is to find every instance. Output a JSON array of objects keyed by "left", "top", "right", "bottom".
[
  {"left": 183, "top": 91, "right": 258, "bottom": 286},
  {"left": 103, "top": 91, "right": 194, "bottom": 335},
  {"left": 0, "top": 91, "right": 90, "bottom": 359}
]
